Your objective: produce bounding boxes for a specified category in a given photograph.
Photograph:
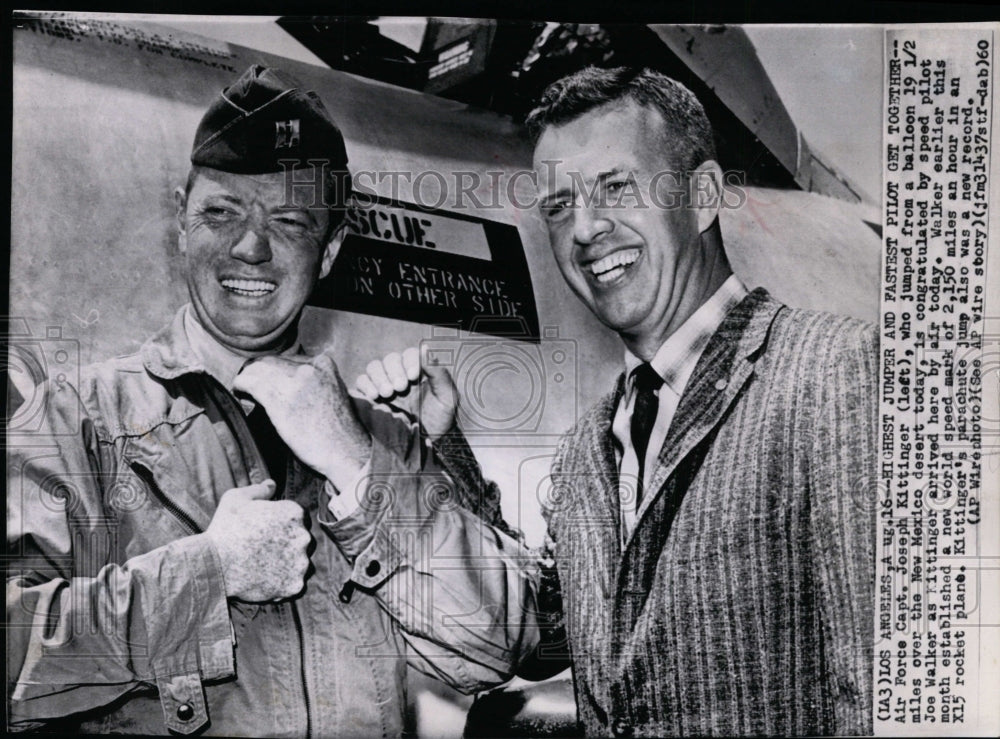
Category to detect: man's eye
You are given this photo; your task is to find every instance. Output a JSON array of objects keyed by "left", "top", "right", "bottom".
[
  {"left": 608, "top": 181, "right": 629, "bottom": 197},
  {"left": 201, "top": 207, "right": 238, "bottom": 223},
  {"left": 605, "top": 179, "right": 633, "bottom": 199},
  {"left": 272, "top": 216, "right": 309, "bottom": 232},
  {"left": 542, "top": 201, "right": 572, "bottom": 222}
]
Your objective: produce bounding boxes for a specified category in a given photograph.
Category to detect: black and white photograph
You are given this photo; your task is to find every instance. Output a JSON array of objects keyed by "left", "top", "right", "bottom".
[{"left": 6, "top": 11, "right": 999, "bottom": 737}]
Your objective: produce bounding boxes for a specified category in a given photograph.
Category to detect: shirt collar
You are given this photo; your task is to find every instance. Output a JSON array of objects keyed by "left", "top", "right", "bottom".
[
  {"left": 182, "top": 304, "right": 304, "bottom": 391},
  {"left": 624, "top": 274, "right": 748, "bottom": 397}
]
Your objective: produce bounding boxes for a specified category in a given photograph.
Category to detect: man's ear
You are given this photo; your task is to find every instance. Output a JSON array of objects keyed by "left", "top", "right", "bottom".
[
  {"left": 174, "top": 186, "right": 188, "bottom": 254},
  {"left": 319, "top": 220, "right": 348, "bottom": 280},
  {"left": 689, "top": 160, "right": 725, "bottom": 235}
]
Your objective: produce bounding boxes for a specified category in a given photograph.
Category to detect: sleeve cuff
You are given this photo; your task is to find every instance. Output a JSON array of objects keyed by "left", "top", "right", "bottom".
[
  {"left": 130, "top": 533, "right": 235, "bottom": 682},
  {"left": 319, "top": 436, "right": 416, "bottom": 589},
  {"left": 325, "top": 457, "right": 372, "bottom": 520}
]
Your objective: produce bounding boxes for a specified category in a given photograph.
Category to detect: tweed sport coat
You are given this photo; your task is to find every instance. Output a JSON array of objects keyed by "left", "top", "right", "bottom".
[{"left": 540, "top": 288, "right": 878, "bottom": 737}]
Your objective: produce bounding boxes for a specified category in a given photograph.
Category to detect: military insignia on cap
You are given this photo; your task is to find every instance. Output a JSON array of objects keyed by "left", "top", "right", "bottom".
[
  {"left": 189, "top": 65, "right": 348, "bottom": 174},
  {"left": 275, "top": 119, "right": 300, "bottom": 149}
]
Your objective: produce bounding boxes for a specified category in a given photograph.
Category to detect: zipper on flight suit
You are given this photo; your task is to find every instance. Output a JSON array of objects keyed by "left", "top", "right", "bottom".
[
  {"left": 131, "top": 461, "right": 202, "bottom": 536},
  {"left": 290, "top": 599, "right": 313, "bottom": 739},
  {"left": 203, "top": 376, "right": 313, "bottom": 739}
]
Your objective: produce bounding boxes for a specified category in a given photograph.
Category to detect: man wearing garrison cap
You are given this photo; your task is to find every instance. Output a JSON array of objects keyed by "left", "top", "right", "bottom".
[{"left": 7, "top": 65, "right": 539, "bottom": 736}]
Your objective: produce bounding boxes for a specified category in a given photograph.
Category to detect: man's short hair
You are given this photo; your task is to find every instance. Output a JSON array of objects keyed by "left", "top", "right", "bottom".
[{"left": 526, "top": 66, "right": 717, "bottom": 172}]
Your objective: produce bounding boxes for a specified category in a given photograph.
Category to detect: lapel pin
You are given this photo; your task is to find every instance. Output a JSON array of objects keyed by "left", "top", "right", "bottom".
[{"left": 715, "top": 378, "right": 728, "bottom": 391}]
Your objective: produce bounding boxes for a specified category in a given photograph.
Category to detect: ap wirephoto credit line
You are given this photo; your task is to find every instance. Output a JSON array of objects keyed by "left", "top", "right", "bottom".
[{"left": 876, "top": 25, "right": 997, "bottom": 734}]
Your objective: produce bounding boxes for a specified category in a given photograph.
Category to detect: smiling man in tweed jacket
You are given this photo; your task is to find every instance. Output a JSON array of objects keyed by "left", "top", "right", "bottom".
[{"left": 517, "top": 67, "right": 878, "bottom": 736}]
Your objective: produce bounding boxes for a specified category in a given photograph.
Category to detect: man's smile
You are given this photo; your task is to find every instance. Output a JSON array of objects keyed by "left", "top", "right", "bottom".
[
  {"left": 220, "top": 278, "right": 278, "bottom": 297},
  {"left": 585, "top": 247, "right": 642, "bottom": 285}
]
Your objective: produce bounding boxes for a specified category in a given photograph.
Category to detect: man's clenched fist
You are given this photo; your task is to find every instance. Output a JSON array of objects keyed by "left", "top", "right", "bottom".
[
  {"left": 354, "top": 345, "right": 458, "bottom": 441},
  {"left": 205, "top": 480, "right": 311, "bottom": 602},
  {"left": 233, "top": 352, "right": 372, "bottom": 492}
]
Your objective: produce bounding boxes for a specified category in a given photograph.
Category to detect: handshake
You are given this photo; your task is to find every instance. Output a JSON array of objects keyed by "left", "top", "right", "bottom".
[{"left": 202, "top": 346, "right": 456, "bottom": 603}]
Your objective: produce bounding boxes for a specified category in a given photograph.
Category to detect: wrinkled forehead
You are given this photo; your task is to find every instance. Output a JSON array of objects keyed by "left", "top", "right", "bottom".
[
  {"left": 531, "top": 101, "right": 674, "bottom": 191},
  {"left": 187, "top": 165, "right": 331, "bottom": 210}
]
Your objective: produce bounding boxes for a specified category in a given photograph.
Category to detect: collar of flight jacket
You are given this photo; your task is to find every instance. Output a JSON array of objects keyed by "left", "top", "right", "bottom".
[
  {"left": 139, "top": 304, "right": 303, "bottom": 384},
  {"left": 140, "top": 305, "right": 218, "bottom": 381}
]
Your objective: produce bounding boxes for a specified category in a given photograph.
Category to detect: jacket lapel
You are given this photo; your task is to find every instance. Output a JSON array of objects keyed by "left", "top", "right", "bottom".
[
  {"left": 636, "top": 289, "right": 782, "bottom": 527},
  {"left": 613, "top": 289, "right": 784, "bottom": 632},
  {"left": 593, "top": 373, "right": 626, "bottom": 527}
]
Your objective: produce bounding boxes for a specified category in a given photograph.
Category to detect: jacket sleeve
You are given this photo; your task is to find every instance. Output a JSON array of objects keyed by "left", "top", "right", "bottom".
[
  {"left": 6, "top": 379, "right": 234, "bottom": 732},
  {"left": 808, "top": 322, "right": 879, "bottom": 735},
  {"left": 319, "top": 405, "right": 540, "bottom": 694},
  {"left": 434, "top": 425, "right": 571, "bottom": 682}
]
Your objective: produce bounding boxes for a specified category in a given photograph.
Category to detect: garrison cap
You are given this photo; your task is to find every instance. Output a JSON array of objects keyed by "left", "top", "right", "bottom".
[{"left": 191, "top": 65, "right": 349, "bottom": 174}]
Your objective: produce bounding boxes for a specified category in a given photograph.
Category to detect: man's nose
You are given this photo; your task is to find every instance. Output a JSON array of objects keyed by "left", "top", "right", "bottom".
[
  {"left": 573, "top": 204, "right": 613, "bottom": 245},
  {"left": 230, "top": 226, "right": 272, "bottom": 264}
]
